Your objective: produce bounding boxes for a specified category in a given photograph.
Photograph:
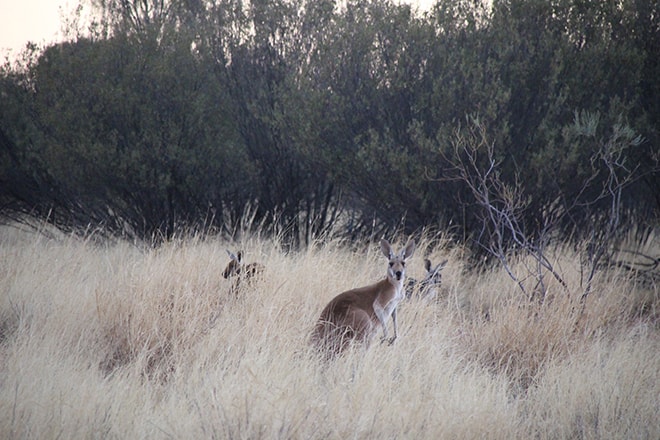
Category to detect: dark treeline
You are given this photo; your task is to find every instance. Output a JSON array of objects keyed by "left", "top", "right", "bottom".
[{"left": 1, "top": 0, "right": 658, "bottom": 252}]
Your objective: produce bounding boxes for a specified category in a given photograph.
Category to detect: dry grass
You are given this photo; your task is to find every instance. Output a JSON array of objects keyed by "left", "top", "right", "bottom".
[{"left": 0, "top": 224, "right": 658, "bottom": 439}]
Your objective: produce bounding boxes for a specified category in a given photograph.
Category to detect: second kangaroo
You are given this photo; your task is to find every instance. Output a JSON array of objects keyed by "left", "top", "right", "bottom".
[
  {"left": 223, "top": 250, "right": 264, "bottom": 291},
  {"left": 405, "top": 258, "right": 448, "bottom": 300}
]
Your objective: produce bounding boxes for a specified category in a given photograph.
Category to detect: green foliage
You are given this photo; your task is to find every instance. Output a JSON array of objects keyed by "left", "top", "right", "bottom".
[{"left": 0, "top": 0, "right": 658, "bottom": 245}]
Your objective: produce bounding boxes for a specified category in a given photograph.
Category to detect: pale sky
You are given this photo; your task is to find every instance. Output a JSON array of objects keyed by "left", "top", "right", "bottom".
[
  {"left": 0, "top": 0, "right": 435, "bottom": 60},
  {"left": 0, "top": 0, "right": 77, "bottom": 58}
]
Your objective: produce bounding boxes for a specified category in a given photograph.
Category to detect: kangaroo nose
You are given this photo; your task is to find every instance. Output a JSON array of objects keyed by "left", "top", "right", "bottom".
[{"left": 395, "top": 271, "right": 402, "bottom": 280}]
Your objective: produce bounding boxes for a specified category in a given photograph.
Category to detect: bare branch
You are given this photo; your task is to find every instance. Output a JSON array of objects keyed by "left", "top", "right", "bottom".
[{"left": 445, "top": 116, "right": 567, "bottom": 300}]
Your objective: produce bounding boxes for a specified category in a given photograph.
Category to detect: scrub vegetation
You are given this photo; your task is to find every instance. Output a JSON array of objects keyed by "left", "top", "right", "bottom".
[
  {"left": 2, "top": 0, "right": 658, "bottom": 248},
  {"left": 1, "top": 1, "right": 658, "bottom": 436}
]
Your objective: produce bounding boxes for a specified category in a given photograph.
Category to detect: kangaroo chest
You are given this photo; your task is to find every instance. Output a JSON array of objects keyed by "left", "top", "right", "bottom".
[{"left": 373, "top": 285, "right": 403, "bottom": 317}]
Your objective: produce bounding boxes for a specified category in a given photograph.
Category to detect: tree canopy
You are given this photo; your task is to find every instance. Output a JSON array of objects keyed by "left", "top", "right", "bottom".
[{"left": 1, "top": 0, "right": 658, "bottom": 250}]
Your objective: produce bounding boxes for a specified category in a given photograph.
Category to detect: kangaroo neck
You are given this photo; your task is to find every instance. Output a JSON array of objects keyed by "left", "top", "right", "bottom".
[{"left": 387, "top": 274, "right": 404, "bottom": 292}]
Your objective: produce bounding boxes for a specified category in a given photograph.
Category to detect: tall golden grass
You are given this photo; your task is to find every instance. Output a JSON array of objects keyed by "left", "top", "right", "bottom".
[{"left": 0, "top": 224, "right": 658, "bottom": 439}]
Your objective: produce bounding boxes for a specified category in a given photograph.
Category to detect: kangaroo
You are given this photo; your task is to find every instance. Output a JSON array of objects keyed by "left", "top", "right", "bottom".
[
  {"left": 405, "top": 258, "right": 448, "bottom": 300},
  {"left": 222, "top": 250, "right": 264, "bottom": 291},
  {"left": 311, "top": 238, "right": 415, "bottom": 357}
]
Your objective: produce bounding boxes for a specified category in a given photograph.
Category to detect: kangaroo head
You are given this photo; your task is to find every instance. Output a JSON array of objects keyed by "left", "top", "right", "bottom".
[
  {"left": 380, "top": 238, "right": 416, "bottom": 284},
  {"left": 423, "top": 258, "right": 448, "bottom": 286},
  {"left": 222, "top": 250, "right": 243, "bottom": 279}
]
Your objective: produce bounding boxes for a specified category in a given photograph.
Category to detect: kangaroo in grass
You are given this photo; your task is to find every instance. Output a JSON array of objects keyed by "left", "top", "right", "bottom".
[
  {"left": 311, "top": 238, "right": 416, "bottom": 357},
  {"left": 405, "top": 258, "right": 448, "bottom": 301},
  {"left": 223, "top": 250, "right": 264, "bottom": 291}
]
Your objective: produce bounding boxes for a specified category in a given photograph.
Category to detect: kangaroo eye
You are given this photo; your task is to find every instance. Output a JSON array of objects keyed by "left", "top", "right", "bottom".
[
  {"left": 401, "top": 262, "right": 406, "bottom": 267},
  {"left": 389, "top": 262, "right": 394, "bottom": 267}
]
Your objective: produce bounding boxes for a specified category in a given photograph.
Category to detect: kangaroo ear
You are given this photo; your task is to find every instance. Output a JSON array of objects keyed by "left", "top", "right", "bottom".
[
  {"left": 424, "top": 258, "right": 432, "bottom": 271},
  {"left": 380, "top": 239, "right": 393, "bottom": 259},
  {"left": 226, "top": 249, "right": 238, "bottom": 261},
  {"left": 402, "top": 239, "right": 416, "bottom": 259}
]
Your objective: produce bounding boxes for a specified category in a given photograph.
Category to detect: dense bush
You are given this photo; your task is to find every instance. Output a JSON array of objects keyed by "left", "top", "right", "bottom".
[{"left": 1, "top": 0, "right": 658, "bottom": 247}]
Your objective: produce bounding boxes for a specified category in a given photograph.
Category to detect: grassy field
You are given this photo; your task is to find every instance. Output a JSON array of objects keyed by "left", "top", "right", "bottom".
[{"left": 0, "top": 224, "right": 658, "bottom": 439}]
